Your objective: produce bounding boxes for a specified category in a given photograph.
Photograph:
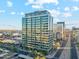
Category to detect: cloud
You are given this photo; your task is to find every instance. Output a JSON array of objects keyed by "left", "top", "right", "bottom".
[
  {"left": 25, "top": 0, "right": 59, "bottom": 8},
  {"left": 53, "top": 18, "right": 60, "bottom": 23},
  {"left": 73, "top": 0, "right": 79, "bottom": 2},
  {"left": 10, "top": 12, "right": 25, "bottom": 16},
  {"left": 0, "top": 10, "right": 5, "bottom": 13},
  {"left": 64, "top": 7, "right": 70, "bottom": 11},
  {"left": 72, "top": 6, "right": 79, "bottom": 11},
  {"left": 20, "top": 12, "right": 24, "bottom": 16},
  {"left": 25, "top": 0, "right": 34, "bottom": 5},
  {"left": 0, "top": 10, "right": 5, "bottom": 15},
  {"left": 48, "top": 9, "right": 73, "bottom": 19},
  {"left": 48, "top": 9, "right": 60, "bottom": 17},
  {"left": 32, "top": 5, "right": 43, "bottom": 8},
  {"left": 68, "top": 0, "right": 79, "bottom": 2},
  {"left": 7, "top": 1, "right": 13, "bottom": 7},
  {"left": 64, "top": 6, "right": 79, "bottom": 11},
  {"left": 63, "top": 12, "right": 72, "bottom": 17},
  {"left": 11, "top": 11, "right": 16, "bottom": 15}
]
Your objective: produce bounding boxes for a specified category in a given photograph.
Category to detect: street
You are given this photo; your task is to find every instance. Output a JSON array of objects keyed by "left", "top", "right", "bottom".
[
  {"left": 52, "top": 40, "right": 67, "bottom": 59},
  {"left": 70, "top": 38, "right": 78, "bottom": 59},
  {"left": 48, "top": 34, "right": 79, "bottom": 59},
  {"left": 59, "top": 35, "right": 71, "bottom": 59}
]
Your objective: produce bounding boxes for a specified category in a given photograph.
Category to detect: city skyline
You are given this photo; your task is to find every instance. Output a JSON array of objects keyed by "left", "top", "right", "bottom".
[{"left": 0, "top": 0, "right": 79, "bottom": 30}]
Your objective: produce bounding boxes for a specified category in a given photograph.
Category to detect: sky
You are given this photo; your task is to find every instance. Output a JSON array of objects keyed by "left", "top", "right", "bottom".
[{"left": 0, "top": 0, "right": 79, "bottom": 30}]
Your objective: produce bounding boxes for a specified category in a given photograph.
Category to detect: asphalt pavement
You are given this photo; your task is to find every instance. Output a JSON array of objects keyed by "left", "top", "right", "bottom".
[
  {"left": 51, "top": 40, "right": 67, "bottom": 59},
  {"left": 70, "top": 39, "right": 78, "bottom": 59}
]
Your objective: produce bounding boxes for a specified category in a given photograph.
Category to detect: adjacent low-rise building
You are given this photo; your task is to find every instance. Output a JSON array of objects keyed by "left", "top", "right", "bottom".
[{"left": 72, "top": 27, "right": 79, "bottom": 43}]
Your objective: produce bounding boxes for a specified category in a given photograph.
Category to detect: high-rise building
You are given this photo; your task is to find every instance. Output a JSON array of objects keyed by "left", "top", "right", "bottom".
[
  {"left": 57, "top": 22, "right": 65, "bottom": 39},
  {"left": 53, "top": 22, "right": 65, "bottom": 40},
  {"left": 57, "top": 22, "right": 65, "bottom": 28},
  {"left": 53, "top": 24, "right": 62, "bottom": 40},
  {"left": 22, "top": 10, "right": 53, "bottom": 52}
]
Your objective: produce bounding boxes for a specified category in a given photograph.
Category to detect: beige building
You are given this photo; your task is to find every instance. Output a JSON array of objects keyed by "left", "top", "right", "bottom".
[
  {"left": 53, "top": 22, "right": 65, "bottom": 40},
  {"left": 72, "top": 27, "right": 79, "bottom": 43},
  {"left": 63, "top": 29, "right": 71, "bottom": 40}
]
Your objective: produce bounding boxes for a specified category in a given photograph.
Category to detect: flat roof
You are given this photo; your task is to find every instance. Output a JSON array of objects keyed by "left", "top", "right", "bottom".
[{"left": 18, "top": 54, "right": 33, "bottom": 59}]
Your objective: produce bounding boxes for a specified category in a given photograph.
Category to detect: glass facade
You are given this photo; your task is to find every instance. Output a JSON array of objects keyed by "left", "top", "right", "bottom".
[{"left": 22, "top": 10, "right": 53, "bottom": 52}]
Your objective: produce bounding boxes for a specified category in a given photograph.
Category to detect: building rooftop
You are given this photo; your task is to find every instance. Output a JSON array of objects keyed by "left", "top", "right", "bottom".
[{"left": 25, "top": 10, "right": 50, "bottom": 17}]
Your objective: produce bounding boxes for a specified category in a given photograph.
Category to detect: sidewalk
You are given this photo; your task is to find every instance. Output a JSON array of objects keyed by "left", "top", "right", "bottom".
[
  {"left": 45, "top": 49, "right": 58, "bottom": 59},
  {"left": 59, "top": 38, "right": 71, "bottom": 59}
]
